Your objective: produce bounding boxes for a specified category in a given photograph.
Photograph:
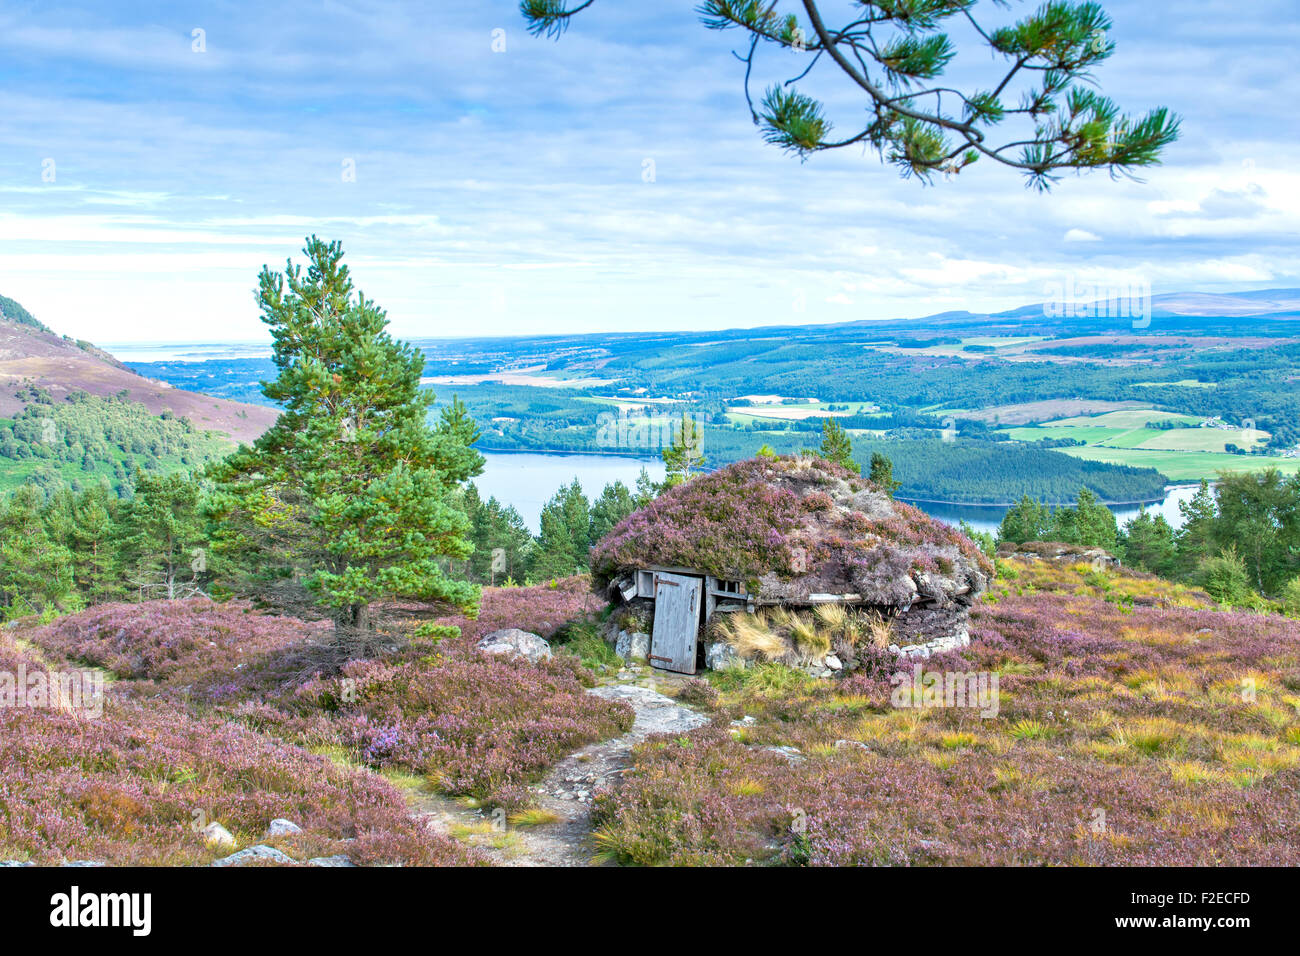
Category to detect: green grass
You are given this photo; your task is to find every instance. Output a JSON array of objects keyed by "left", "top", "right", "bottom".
[
  {"left": 1057, "top": 445, "right": 1300, "bottom": 481},
  {"left": 1002, "top": 405, "right": 1285, "bottom": 481},
  {"left": 556, "top": 621, "right": 624, "bottom": 671},
  {"left": 1044, "top": 409, "right": 1200, "bottom": 429}
]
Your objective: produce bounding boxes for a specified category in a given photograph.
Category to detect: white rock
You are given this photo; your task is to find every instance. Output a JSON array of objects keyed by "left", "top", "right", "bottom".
[
  {"left": 211, "top": 844, "right": 297, "bottom": 867},
  {"left": 476, "top": 628, "right": 551, "bottom": 662},
  {"left": 307, "top": 855, "right": 356, "bottom": 867},
  {"left": 201, "top": 822, "right": 236, "bottom": 849},
  {"left": 704, "top": 641, "right": 742, "bottom": 671},
  {"left": 764, "top": 745, "right": 805, "bottom": 764},
  {"left": 614, "top": 630, "right": 650, "bottom": 663},
  {"left": 586, "top": 684, "right": 708, "bottom": 738},
  {"left": 265, "top": 818, "right": 303, "bottom": 837},
  {"left": 824, "top": 654, "right": 843, "bottom": 671}
]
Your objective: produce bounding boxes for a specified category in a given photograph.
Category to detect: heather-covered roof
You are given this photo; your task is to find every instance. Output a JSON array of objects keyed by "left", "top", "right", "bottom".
[{"left": 591, "top": 456, "right": 992, "bottom": 608}]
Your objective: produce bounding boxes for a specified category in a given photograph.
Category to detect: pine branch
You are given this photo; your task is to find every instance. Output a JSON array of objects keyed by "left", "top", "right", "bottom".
[{"left": 522, "top": 0, "right": 1179, "bottom": 188}]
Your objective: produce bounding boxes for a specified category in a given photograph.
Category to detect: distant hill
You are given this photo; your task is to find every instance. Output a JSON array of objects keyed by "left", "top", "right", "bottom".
[
  {"left": 0, "top": 294, "right": 279, "bottom": 495},
  {"left": 0, "top": 299, "right": 276, "bottom": 446}
]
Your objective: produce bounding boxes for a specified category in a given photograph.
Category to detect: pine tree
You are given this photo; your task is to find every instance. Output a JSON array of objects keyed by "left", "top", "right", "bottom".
[
  {"left": 1055, "top": 488, "right": 1117, "bottom": 550},
  {"left": 868, "top": 452, "right": 901, "bottom": 498},
  {"left": 531, "top": 479, "right": 590, "bottom": 578},
  {"left": 215, "top": 237, "right": 481, "bottom": 635},
  {"left": 459, "top": 483, "right": 533, "bottom": 585},
  {"left": 998, "top": 494, "right": 1052, "bottom": 544},
  {"left": 121, "top": 472, "right": 207, "bottom": 600},
  {"left": 71, "top": 484, "right": 123, "bottom": 603},
  {"left": 816, "top": 419, "right": 857, "bottom": 472},
  {"left": 0, "top": 485, "right": 78, "bottom": 616},
  {"left": 661, "top": 412, "right": 706, "bottom": 488},
  {"left": 1176, "top": 480, "right": 1218, "bottom": 578},
  {"left": 1119, "top": 508, "right": 1177, "bottom": 577},
  {"left": 523, "top": 0, "right": 1179, "bottom": 189},
  {"left": 1212, "top": 469, "right": 1299, "bottom": 593},
  {"left": 633, "top": 468, "right": 658, "bottom": 507},
  {"left": 589, "top": 480, "right": 637, "bottom": 546}
]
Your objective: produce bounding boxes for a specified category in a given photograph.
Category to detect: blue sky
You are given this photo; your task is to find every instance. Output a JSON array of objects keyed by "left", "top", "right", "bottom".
[{"left": 0, "top": 0, "right": 1296, "bottom": 343}]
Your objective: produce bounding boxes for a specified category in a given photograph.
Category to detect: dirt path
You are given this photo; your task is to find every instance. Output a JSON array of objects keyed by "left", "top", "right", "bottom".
[{"left": 412, "top": 675, "right": 708, "bottom": 867}]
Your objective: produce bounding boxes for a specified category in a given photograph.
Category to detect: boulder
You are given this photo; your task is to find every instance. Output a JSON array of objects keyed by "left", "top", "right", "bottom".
[
  {"left": 614, "top": 630, "right": 650, "bottom": 663},
  {"left": 201, "top": 821, "right": 236, "bottom": 849},
  {"left": 997, "top": 541, "right": 1121, "bottom": 570},
  {"left": 211, "top": 845, "right": 298, "bottom": 867},
  {"left": 307, "top": 854, "right": 356, "bottom": 867},
  {"left": 476, "top": 628, "right": 551, "bottom": 662},
  {"left": 705, "top": 640, "right": 742, "bottom": 671},
  {"left": 265, "top": 818, "right": 303, "bottom": 838}
]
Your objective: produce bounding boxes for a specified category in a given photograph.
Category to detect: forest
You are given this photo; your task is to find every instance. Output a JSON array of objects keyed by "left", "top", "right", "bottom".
[{"left": 0, "top": 387, "right": 233, "bottom": 496}]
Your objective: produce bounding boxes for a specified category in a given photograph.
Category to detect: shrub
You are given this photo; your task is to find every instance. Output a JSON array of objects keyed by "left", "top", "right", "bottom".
[
  {"left": 0, "top": 633, "right": 476, "bottom": 866},
  {"left": 676, "top": 678, "right": 720, "bottom": 709},
  {"left": 1200, "top": 549, "right": 1252, "bottom": 606},
  {"left": 1280, "top": 577, "right": 1300, "bottom": 619}
]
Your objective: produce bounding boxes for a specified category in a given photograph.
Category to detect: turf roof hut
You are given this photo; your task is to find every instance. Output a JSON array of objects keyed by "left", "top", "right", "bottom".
[{"left": 591, "top": 456, "right": 993, "bottom": 675}]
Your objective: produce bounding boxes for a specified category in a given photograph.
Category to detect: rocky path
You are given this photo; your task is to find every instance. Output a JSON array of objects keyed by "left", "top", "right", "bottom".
[{"left": 412, "top": 676, "right": 707, "bottom": 867}]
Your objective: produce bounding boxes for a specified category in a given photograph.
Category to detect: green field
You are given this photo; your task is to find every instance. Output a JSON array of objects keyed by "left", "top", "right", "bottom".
[
  {"left": 1044, "top": 409, "right": 1200, "bottom": 428},
  {"left": 1056, "top": 445, "right": 1300, "bottom": 481},
  {"left": 1000, "top": 405, "right": 1285, "bottom": 480}
]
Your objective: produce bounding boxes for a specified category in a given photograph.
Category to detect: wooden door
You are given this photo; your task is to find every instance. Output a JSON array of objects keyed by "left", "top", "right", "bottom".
[{"left": 649, "top": 572, "right": 702, "bottom": 674}]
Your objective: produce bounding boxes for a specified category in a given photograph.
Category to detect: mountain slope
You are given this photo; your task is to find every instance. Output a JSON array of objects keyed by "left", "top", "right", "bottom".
[{"left": 0, "top": 311, "right": 276, "bottom": 446}]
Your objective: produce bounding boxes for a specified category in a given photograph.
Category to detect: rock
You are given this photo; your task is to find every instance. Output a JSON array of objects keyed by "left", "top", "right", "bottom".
[
  {"left": 61, "top": 860, "right": 106, "bottom": 867},
  {"left": 705, "top": 641, "right": 742, "bottom": 671},
  {"left": 614, "top": 630, "right": 650, "bottom": 663},
  {"left": 0, "top": 861, "right": 34, "bottom": 867},
  {"left": 201, "top": 822, "right": 236, "bottom": 849},
  {"left": 307, "top": 855, "right": 356, "bottom": 867},
  {"left": 265, "top": 818, "right": 302, "bottom": 838},
  {"left": 586, "top": 684, "right": 708, "bottom": 738},
  {"left": 211, "top": 844, "right": 298, "bottom": 867},
  {"left": 997, "top": 541, "right": 1121, "bottom": 570},
  {"left": 824, "top": 654, "right": 843, "bottom": 671},
  {"left": 763, "top": 745, "right": 805, "bottom": 764},
  {"left": 476, "top": 628, "right": 551, "bottom": 662},
  {"left": 731, "top": 715, "right": 757, "bottom": 728},
  {"left": 834, "top": 739, "right": 868, "bottom": 751}
]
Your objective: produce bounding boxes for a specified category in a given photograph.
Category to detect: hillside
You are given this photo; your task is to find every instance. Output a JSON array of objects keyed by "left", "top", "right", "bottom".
[
  {"left": 6, "top": 563, "right": 1300, "bottom": 868},
  {"left": 0, "top": 299, "right": 278, "bottom": 494},
  {"left": 0, "top": 315, "right": 276, "bottom": 444}
]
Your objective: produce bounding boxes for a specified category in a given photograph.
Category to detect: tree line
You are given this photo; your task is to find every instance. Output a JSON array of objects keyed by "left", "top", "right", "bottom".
[{"left": 997, "top": 469, "right": 1300, "bottom": 612}]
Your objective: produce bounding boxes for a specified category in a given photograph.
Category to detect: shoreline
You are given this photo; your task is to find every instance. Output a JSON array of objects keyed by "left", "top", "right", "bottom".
[{"left": 480, "top": 449, "right": 1192, "bottom": 508}]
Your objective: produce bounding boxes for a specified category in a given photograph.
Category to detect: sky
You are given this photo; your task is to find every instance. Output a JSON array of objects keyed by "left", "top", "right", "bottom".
[{"left": 0, "top": 0, "right": 1297, "bottom": 343}]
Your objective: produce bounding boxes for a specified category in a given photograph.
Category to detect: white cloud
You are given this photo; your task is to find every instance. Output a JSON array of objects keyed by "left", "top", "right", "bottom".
[{"left": 0, "top": 0, "right": 1296, "bottom": 342}]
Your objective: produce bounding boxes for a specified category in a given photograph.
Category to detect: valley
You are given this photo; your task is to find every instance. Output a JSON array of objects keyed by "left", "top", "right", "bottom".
[{"left": 117, "top": 287, "right": 1300, "bottom": 507}]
